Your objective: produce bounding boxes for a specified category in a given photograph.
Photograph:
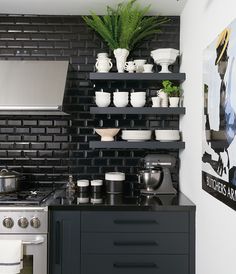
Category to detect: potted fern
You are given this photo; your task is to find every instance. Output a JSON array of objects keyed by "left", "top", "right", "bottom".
[
  {"left": 161, "top": 80, "right": 181, "bottom": 107},
  {"left": 83, "top": 0, "right": 168, "bottom": 72}
]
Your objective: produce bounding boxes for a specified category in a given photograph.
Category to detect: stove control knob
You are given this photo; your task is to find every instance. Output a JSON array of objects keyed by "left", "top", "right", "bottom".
[
  {"left": 30, "top": 217, "right": 40, "bottom": 229},
  {"left": 18, "top": 217, "right": 29, "bottom": 228},
  {"left": 3, "top": 217, "right": 14, "bottom": 229}
]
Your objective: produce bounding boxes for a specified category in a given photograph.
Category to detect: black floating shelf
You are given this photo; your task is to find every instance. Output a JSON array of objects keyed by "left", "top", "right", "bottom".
[
  {"left": 90, "top": 107, "right": 185, "bottom": 115},
  {"left": 89, "top": 141, "right": 185, "bottom": 149},
  {"left": 89, "top": 72, "right": 186, "bottom": 82}
]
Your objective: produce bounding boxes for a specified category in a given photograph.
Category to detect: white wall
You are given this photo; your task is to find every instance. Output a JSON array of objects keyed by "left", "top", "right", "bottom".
[{"left": 180, "top": 1, "right": 236, "bottom": 274}]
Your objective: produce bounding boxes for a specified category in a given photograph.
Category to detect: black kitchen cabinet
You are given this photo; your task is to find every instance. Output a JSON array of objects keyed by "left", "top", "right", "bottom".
[
  {"left": 49, "top": 210, "right": 81, "bottom": 274},
  {"left": 49, "top": 207, "right": 195, "bottom": 274},
  {"left": 81, "top": 211, "right": 195, "bottom": 274}
]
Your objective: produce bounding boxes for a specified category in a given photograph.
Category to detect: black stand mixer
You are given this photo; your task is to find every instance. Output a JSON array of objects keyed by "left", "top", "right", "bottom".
[{"left": 137, "top": 154, "right": 177, "bottom": 195}]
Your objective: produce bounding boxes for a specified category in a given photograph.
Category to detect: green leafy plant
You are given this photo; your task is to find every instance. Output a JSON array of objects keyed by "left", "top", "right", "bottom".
[
  {"left": 83, "top": 0, "right": 168, "bottom": 51},
  {"left": 162, "top": 80, "right": 180, "bottom": 97}
]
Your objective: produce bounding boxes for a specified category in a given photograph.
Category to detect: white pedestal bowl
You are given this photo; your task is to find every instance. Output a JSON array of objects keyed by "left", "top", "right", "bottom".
[{"left": 151, "top": 48, "right": 179, "bottom": 73}]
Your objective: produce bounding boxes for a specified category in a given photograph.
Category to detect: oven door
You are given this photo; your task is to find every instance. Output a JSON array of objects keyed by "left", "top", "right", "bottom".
[{"left": 0, "top": 234, "right": 47, "bottom": 274}]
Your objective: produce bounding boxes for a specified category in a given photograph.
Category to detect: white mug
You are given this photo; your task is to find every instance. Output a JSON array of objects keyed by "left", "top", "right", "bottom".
[
  {"left": 143, "top": 64, "right": 153, "bottom": 73},
  {"left": 134, "top": 59, "right": 146, "bottom": 73}
]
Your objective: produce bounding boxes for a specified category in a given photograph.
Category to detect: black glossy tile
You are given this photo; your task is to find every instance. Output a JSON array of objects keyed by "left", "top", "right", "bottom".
[{"left": 0, "top": 14, "right": 180, "bottom": 185}]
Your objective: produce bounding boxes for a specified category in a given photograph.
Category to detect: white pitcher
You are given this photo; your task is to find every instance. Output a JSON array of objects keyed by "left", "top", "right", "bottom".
[{"left": 95, "top": 54, "right": 113, "bottom": 73}]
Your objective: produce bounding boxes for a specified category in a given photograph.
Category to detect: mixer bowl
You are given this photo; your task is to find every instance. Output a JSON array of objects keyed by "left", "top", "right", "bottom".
[{"left": 138, "top": 168, "right": 163, "bottom": 192}]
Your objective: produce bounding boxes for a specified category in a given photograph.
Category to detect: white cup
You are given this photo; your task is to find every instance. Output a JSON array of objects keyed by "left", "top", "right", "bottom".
[
  {"left": 113, "top": 91, "right": 129, "bottom": 107},
  {"left": 130, "top": 92, "right": 146, "bottom": 107},
  {"left": 143, "top": 64, "right": 153, "bottom": 73},
  {"left": 134, "top": 59, "right": 146, "bottom": 73},
  {"left": 152, "top": 97, "right": 161, "bottom": 107},
  {"left": 125, "top": 61, "right": 136, "bottom": 73},
  {"left": 95, "top": 91, "right": 111, "bottom": 107}
]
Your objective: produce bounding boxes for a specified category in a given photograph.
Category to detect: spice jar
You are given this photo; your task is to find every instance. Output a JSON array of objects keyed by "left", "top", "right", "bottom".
[
  {"left": 91, "top": 179, "right": 103, "bottom": 193},
  {"left": 77, "top": 179, "right": 89, "bottom": 193}
]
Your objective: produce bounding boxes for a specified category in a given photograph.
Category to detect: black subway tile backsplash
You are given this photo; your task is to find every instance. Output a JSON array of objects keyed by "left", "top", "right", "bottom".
[{"left": 0, "top": 14, "right": 180, "bottom": 185}]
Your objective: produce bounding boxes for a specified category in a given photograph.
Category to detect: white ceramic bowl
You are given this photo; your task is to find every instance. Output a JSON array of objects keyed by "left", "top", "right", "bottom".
[
  {"left": 130, "top": 92, "right": 146, "bottom": 107},
  {"left": 155, "top": 130, "right": 180, "bottom": 141},
  {"left": 95, "top": 128, "right": 120, "bottom": 141},
  {"left": 151, "top": 48, "right": 179, "bottom": 73},
  {"left": 113, "top": 92, "right": 129, "bottom": 107},
  {"left": 95, "top": 91, "right": 111, "bottom": 107},
  {"left": 122, "top": 130, "right": 152, "bottom": 142}
]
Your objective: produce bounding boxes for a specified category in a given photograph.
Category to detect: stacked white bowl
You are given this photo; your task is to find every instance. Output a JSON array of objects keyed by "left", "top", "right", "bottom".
[
  {"left": 130, "top": 92, "right": 146, "bottom": 107},
  {"left": 155, "top": 130, "right": 180, "bottom": 141},
  {"left": 95, "top": 89, "right": 111, "bottom": 107},
  {"left": 113, "top": 90, "right": 129, "bottom": 107},
  {"left": 122, "top": 130, "right": 152, "bottom": 142}
]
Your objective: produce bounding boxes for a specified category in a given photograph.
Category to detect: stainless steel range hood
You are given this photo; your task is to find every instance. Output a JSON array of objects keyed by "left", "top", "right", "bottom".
[{"left": 0, "top": 60, "right": 69, "bottom": 115}]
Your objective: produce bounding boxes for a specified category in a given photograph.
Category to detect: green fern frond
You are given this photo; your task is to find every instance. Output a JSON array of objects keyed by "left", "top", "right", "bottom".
[{"left": 83, "top": 0, "right": 168, "bottom": 51}]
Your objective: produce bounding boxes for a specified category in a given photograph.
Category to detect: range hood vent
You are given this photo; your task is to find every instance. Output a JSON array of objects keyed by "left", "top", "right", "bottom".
[{"left": 0, "top": 60, "right": 69, "bottom": 115}]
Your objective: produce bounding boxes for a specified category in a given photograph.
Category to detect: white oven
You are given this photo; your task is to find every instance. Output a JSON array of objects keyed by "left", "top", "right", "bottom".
[
  {"left": 0, "top": 207, "right": 48, "bottom": 274},
  {"left": 0, "top": 234, "right": 47, "bottom": 274}
]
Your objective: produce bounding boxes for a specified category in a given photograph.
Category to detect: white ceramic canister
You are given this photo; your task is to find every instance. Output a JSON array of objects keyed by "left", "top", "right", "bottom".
[{"left": 95, "top": 53, "right": 113, "bottom": 73}]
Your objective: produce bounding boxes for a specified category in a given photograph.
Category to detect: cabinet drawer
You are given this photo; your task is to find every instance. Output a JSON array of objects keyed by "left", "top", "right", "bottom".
[
  {"left": 82, "top": 254, "right": 188, "bottom": 274},
  {"left": 82, "top": 232, "right": 188, "bottom": 254},
  {"left": 81, "top": 211, "right": 189, "bottom": 232}
]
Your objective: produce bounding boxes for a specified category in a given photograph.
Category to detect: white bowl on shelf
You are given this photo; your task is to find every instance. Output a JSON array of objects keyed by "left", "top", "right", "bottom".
[
  {"left": 122, "top": 130, "right": 152, "bottom": 142},
  {"left": 130, "top": 92, "right": 146, "bottom": 107},
  {"left": 155, "top": 130, "right": 180, "bottom": 141},
  {"left": 95, "top": 91, "right": 111, "bottom": 107},
  {"left": 150, "top": 48, "right": 179, "bottom": 73},
  {"left": 95, "top": 128, "right": 120, "bottom": 141}
]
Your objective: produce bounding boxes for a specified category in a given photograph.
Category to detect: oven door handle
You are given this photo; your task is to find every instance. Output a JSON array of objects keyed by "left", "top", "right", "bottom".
[{"left": 22, "top": 236, "right": 45, "bottom": 245}]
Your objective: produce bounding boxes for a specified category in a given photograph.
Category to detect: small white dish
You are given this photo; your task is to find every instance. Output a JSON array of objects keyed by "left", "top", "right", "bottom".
[
  {"left": 122, "top": 130, "right": 152, "bottom": 141},
  {"left": 155, "top": 130, "right": 180, "bottom": 141}
]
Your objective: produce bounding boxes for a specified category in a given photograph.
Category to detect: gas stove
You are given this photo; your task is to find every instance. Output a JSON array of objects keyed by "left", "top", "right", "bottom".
[
  {"left": 0, "top": 184, "right": 62, "bottom": 274},
  {"left": 0, "top": 187, "right": 55, "bottom": 205}
]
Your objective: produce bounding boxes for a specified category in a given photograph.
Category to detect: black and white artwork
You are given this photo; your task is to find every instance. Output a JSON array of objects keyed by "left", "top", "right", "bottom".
[{"left": 202, "top": 19, "right": 236, "bottom": 210}]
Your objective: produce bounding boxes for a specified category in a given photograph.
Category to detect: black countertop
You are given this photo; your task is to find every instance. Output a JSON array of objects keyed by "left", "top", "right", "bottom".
[{"left": 49, "top": 189, "right": 195, "bottom": 211}]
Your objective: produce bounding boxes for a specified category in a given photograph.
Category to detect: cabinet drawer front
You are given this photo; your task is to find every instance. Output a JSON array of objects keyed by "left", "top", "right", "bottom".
[
  {"left": 81, "top": 211, "right": 188, "bottom": 232},
  {"left": 82, "top": 233, "right": 189, "bottom": 254},
  {"left": 82, "top": 255, "right": 188, "bottom": 274}
]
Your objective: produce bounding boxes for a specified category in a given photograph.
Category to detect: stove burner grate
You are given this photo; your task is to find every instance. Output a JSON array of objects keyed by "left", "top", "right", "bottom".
[{"left": 0, "top": 188, "right": 54, "bottom": 205}]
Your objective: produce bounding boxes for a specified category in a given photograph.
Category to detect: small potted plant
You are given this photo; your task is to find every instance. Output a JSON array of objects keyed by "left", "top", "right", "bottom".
[
  {"left": 83, "top": 0, "right": 168, "bottom": 72},
  {"left": 161, "top": 80, "right": 181, "bottom": 107}
]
